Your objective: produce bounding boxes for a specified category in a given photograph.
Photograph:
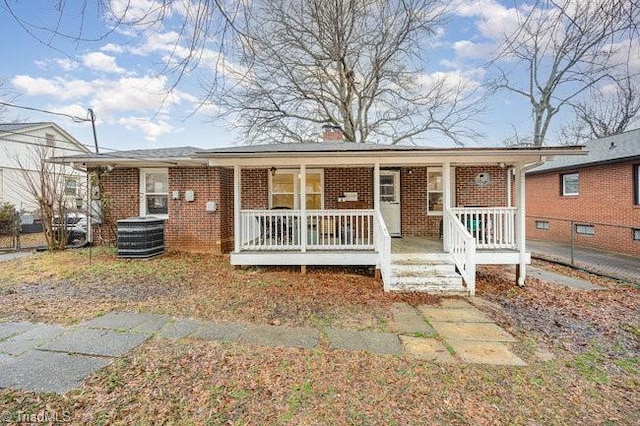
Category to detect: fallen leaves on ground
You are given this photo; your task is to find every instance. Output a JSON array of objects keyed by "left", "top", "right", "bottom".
[{"left": 0, "top": 250, "right": 638, "bottom": 424}]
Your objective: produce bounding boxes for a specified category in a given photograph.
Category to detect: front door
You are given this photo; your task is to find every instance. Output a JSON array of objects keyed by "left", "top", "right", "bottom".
[{"left": 380, "top": 170, "right": 401, "bottom": 236}]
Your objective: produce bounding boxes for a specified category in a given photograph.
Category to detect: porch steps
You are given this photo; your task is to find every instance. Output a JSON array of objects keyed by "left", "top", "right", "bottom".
[{"left": 388, "top": 253, "right": 467, "bottom": 294}]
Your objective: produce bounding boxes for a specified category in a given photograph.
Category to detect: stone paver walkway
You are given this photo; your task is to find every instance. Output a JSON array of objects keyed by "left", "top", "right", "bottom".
[{"left": 0, "top": 300, "right": 525, "bottom": 394}]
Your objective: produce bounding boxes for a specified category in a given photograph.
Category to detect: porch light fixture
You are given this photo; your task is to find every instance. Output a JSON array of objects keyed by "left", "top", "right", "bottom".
[
  {"left": 498, "top": 162, "right": 506, "bottom": 169},
  {"left": 270, "top": 167, "right": 277, "bottom": 176}
]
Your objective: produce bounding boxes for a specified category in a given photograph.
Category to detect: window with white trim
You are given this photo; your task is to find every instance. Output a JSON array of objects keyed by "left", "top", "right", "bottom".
[
  {"left": 64, "top": 178, "right": 77, "bottom": 196},
  {"left": 562, "top": 173, "right": 579, "bottom": 196},
  {"left": 427, "top": 167, "right": 443, "bottom": 215},
  {"left": 633, "top": 229, "right": 640, "bottom": 241},
  {"left": 140, "top": 169, "right": 169, "bottom": 217},
  {"left": 269, "top": 170, "right": 323, "bottom": 209},
  {"left": 535, "top": 220, "right": 549, "bottom": 230}
]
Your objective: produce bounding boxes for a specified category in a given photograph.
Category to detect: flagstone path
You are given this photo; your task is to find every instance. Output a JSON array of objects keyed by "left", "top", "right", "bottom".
[{"left": 0, "top": 298, "right": 525, "bottom": 394}]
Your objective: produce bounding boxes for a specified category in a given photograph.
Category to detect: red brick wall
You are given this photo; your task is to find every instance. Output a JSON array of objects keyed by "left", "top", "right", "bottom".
[
  {"left": 94, "top": 166, "right": 233, "bottom": 253},
  {"left": 92, "top": 167, "right": 139, "bottom": 243},
  {"left": 401, "top": 167, "right": 440, "bottom": 236},
  {"left": 527, "top": 161, "right": 640, "bottom": 256},
  {"left": 165, "top": 167, "right": 231, "bottom": 253},
  {"left": 455, "top": 166, "right": 509, "bottom": 207},
  {"left": 241, "top": 169, "right": 269, "bottom": 209},
  {"left": 324, "top": 168, "right": 373, "bottom": 209}
]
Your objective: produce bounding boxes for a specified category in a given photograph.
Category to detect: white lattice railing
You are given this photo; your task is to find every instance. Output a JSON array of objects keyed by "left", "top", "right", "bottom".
[
  {"left": 373, "top": 210, "right": 392, "bottom": 291},
  {"left": 451, "top": 207, "right": 517, "bottom": 249},
  {"left": 445, "top": 208, "right": 476, "bottom": 296},
  {"left": 240, "top": 209, "right": 375, "bottom": 251}
]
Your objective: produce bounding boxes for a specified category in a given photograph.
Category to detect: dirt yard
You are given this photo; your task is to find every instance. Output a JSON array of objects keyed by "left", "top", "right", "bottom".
[{"left": 0, "top": 248, "right": 637, "bottom": 425}]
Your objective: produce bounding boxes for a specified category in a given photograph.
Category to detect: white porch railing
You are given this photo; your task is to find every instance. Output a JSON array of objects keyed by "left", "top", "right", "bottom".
[
  {"left": 451, "top": 207, "right": 517, "bottom": 249},
  {"left": 445, "top": 208, "right": 476, "bottom": 296},
  {"left": 306, "top": 209, "right": 374, "bottom": 250},
  {"left": 373, "top": 210, "right": 391, "bottom": 291},
  {"left": 240, "top": 209, "right": 375, "bottom": 251},
  {"left": 241, "top": 209, "right": 302, "bottom": 250}
]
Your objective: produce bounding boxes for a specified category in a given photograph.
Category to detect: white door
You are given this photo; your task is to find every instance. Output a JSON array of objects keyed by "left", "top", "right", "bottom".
[{"left": 380, "top": 170, "right": 401, "bottom": 236}]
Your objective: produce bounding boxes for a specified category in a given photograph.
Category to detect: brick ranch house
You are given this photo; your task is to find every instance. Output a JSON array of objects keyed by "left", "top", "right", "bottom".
[
  {"left": 58, "top": 140, "right": 582, "bottom": 295},
  {"left": 527, "top": 129, "right": 640, "bottom": 257}
]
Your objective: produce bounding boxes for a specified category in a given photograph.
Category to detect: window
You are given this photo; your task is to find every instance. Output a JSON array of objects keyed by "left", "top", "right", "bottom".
[
  {"left": 562, "top": 173, "right": 579, "bottom": 196},
  {"left": 427, "top": 167, "right": 443, "bottom": 214},
  {"left": 269, "top": 170, "right": 323, "bottom": 209},
  {"left": 140, "top": 169, "right": 168, "bottom": 216},
  {"left": 575, "top": 224, "right": 594, "bottom": 236},
  {"left": 45, "top": 133, "right": 55, "bottom": 147},
  {"left": 64, "top": 178, "right": 77, "bottom": 196},
  {"left": 633, "top": 229, "right": 640, "bottom": 241},
  {"left": 535, "top": 220, "right": 549, "bottom": 230}
]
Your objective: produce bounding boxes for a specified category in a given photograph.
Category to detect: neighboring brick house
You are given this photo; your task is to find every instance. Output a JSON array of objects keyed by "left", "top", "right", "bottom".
[
  {"left": 526, "top": 129, "right": 640, "bottom": 256},
  {"left": 56, "top": 142, "right": 581, "bottom": 293}
]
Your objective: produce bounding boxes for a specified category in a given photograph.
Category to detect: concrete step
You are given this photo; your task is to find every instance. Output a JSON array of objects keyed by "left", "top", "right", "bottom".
[
  {"left": 391, "top": 263, "right": 456, "bottom": 276},
  {"left": 389, "top": 272, "right": 464, "bottom": 289},
  {"left": 388, "top": 281, "right": 468, "bottom": 294},
  {"left": 391, "top": 252, "right": 452, "bottom": 263}
]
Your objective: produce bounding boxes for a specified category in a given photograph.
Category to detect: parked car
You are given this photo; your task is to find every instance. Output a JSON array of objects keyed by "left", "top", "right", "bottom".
[{"left": 52, "top": 213, "right": 90, "bottom": 246}]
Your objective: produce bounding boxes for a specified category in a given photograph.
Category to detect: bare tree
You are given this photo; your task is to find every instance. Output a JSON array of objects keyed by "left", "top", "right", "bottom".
[
  {"left": 213, "top": 0, "right": 483, "bottom": 145},
  {"left": 12, "top": 145, "right": 84, "bottom": 250},
  {"left": 491, "top": 0, "right": 639, "bottom": 146},
  {"left": 2, "top": 0, "right": 246, "bottom": 92},
  {"left": 569, "top": 75, "right": 640, "bottom": 141}
]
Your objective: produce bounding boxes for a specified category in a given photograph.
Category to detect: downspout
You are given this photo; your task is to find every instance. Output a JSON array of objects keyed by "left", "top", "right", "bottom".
[{"left": 515, "top": 156, "right": 546, "bottom": 287}]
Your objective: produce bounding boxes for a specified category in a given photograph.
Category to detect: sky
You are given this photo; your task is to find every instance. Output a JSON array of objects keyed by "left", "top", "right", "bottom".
[{"left": 0, "top": 0, "right": 636, "bottom": 153}]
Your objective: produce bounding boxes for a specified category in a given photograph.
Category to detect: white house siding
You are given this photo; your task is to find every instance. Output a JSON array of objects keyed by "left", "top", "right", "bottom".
[{"left": 0, "top": 124, "right": 89, "bottom": 212}]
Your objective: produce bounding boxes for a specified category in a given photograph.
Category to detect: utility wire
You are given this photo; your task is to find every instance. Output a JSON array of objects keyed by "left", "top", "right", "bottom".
[{"left": 0, "top": 100, "right": 91, "bottom": 122}]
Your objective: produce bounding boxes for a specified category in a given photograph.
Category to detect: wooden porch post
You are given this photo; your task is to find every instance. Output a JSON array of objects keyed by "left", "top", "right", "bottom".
[
  {"left": 515, "top": 164, "right": 526, "bottom": 286},
  {"left": 442, "top": 161, "right": 451, "bottom": 252},
  {"left": 300, "top": 164, "right": 307, "bottom": 254},
  {"left": 233, "top": 165, "right": 241, "bottom": 253}
]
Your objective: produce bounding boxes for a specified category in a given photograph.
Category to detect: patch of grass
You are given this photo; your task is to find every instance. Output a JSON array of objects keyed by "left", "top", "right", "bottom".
[
  {"left": 572, "top": 349, "right": 610, "bottom": 385},
  {"left": 613, "top": 357, "right": 639, "bottom": 375},
  {"left": 283, "top": 380, "right": 314, "bottom": 421}
]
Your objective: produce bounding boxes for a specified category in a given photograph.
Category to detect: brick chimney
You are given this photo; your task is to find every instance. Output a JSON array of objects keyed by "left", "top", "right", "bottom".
[{"left": 322, "top": 124, "right": 344, "bottom": 142}]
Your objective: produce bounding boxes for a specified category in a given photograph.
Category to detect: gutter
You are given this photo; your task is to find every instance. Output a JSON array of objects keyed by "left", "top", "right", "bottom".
[{"left": 516, "top": 156, "right": 547, "bottom": 287}]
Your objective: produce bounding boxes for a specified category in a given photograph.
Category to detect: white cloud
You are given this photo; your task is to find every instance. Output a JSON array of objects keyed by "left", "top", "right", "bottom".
[
  {"left": 56, "top": 58, "right": 79, "bottom": 71},
  {"left": 12, "top": 73, "right": 188, "bottom": 119},
  {"left": 100, "top": 43, "right": 125, "bottom": 54},
  {"left": 117, "top": 116, "right": 175, "bottom": 141},
  {"left": 108, "top": 0, "right": 168, "bottom": 24},
  {"left": 12, "top": 75, "right": 94, "bottom": 99},
  {"left": 82, "top": 52, "right": 126, "bottom": 74},
  {"left": 453, "top": 40, "right": 495, "bottom": 59}
]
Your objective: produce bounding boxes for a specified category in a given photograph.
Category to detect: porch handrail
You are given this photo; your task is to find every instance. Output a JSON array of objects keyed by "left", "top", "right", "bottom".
[
  {"left": 240, "top": 209, "right": 302, "bottom": 251},
  {"left": 451, "top": 207, "right": 517, "bottom": 249},
  {"left": 306, "top": 209, "right": 374, "bottom": 250},
  {"left": 445, "top": 208, "right": 476, "bottom": 296},
  {"left": 373, "top": 209, "right": 391, "bottom": 291},
  {"left": 240, "top": 209, "right": 375, "bottom": 251}
]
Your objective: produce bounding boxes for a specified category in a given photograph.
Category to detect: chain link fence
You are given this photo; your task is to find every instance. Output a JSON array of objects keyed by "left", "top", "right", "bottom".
[
  {"left": 0, "top": 210, "right": 48, "bottom": 252},
  {"left": 527, "top": 215, "right": 640, "bottom": 283}
]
